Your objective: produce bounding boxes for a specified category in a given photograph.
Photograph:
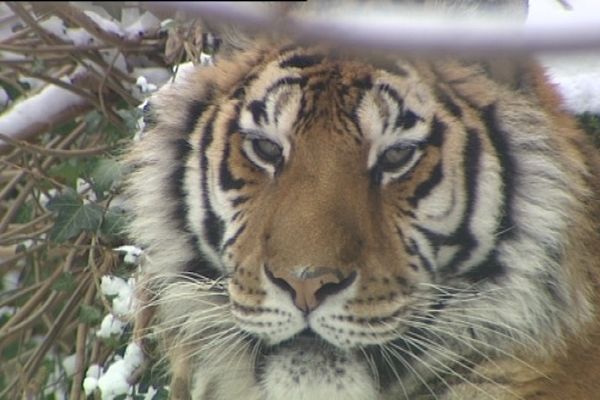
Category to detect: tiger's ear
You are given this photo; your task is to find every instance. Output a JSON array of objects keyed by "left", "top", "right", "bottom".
[
  {"left": 417, "top": 0, "right": 530, "bottom": 91},
  {"left": 418, "top": 0, "right": 529, "bottom": 21},
  {"left": 202, "top": 2, "right": 300, "bottom": 57}
]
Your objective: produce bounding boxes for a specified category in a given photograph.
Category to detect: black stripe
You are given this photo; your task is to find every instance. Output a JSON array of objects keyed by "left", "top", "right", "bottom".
[
  {"left": 413, "top": 224, "right": 444, "bottom": 255},
  {"left": 481, "top": 104, "right": 516, "bottom": 238},
  {"left": 219, "top": 114, "right": 246, "bottom": 191},
  {"left": 442, "top": 129, "right": 481, "bottom": 274},
  {"left": 221, "top": 223, "right": 247, "bottom": 253},
  {"left": 435, "top": 86, "right": 463, "bottom": 118},
  {"left": 264, "top": 76, "right": 308, "bottom": 98},
  {"left": 231, "top": 73, "right": 258, "bottom": 100},
  {"left": 169, "top": 134, "right": 222, "bottom": 279},
  {"left": 183, "top": 253, "right": 221, "bottom": 280},
  {"left": 170, "top": 138, "right": 193, "bottom": 233},
  {"left": 231, "top": 196, "right": 250, "bottom": 207},
  {"left": 142, "top": 101, "right": 157, "bottom": 130},
  {"left": 408, "top": 238, "right": 434, "bottom": 274},
  {"left": 428, "top": 117, "right": 446, "bottom": 148},
  {"left": 279, "top": 53, "right": 324, "bottom": 69},
  {"left": 200, "top": 109, "right": 225, "bottom": 255},
  {"left": 185, "top": 96, "right": 212, "bottom": 135},
  {"left": 377, "top": 83, "right": 404, "bottom": 108},
  {"left": 352, "top": 75, "right": 373, "bottom": 91},
  {"left": 460, "top": 250, "right": 505, "bottom": 282},
  {"left": 377, "top": 83, "right": 424, "bottom": 131},
  {"left": 397, "top": 109, "right": 422, "bottom": 130},
  {"left": 248, "top": 100, "right": 268, "bottom": 125},
  {"left": 408, "top": 162, "right": 443, "bottom": 207}
]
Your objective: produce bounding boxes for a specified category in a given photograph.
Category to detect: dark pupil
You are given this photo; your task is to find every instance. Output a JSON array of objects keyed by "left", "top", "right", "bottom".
[
  {"left": 253, "top": 139, "right": 282, "bottom": 164},
  {"left": 380, "top": 146, "right": 414, "bottom": 171}
]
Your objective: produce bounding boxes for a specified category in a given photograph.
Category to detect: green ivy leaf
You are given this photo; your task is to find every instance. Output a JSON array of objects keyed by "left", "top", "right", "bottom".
[
  {"left": 153, "top": 387, "right": 170, "bottom": 400},
  {"left": 48, "top": 161, "right": 80, "bottom": 188},
  {"left": 78, "top": 305, "right": 103, "bottom": 326},
  {"left": 47, "top": 189, "right": 104, "bottom": 242},
  {"left": 100, "top": 207, "right": 128, "bottom": 239},
  {"left": 52, "top": 272, "right": 76, "bottom": 292},
  {"left": 15, "top": 201, "right": 33, "bottom": 223},
  {"left": 91, "top": 158, "right": 123, "bottom": 195}
]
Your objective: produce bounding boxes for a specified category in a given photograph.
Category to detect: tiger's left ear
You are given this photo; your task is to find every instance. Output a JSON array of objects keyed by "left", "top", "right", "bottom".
[
  {"left": 465, "top": 0, "right": 530, "bottom": 91},
  {"left": 480, "top": 58, "right": 531, "bottom": 91}
]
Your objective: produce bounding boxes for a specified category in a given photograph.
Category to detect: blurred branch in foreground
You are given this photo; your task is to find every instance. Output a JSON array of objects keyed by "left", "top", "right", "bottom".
[{"left": 143, "top": 1, "right": 600, "bottom": 56}]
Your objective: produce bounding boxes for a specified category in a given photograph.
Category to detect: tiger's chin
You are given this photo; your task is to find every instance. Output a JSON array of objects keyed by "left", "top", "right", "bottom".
[{"left": 257, "top": 331, "right": 379, "bottom": 400}]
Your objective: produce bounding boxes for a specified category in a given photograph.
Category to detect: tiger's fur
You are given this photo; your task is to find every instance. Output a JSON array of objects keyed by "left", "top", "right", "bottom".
[{"left": 124, "top": 4, "right": 600, "bottom": 400}]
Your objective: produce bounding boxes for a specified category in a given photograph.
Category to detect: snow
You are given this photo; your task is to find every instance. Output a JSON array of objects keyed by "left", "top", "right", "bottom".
[
  {"left": 527, "top": 0, "right": 600, "bottom": 114},
  {"left": 114, "top": 245, "right": 144, "bottom": 265},
  {"left": 2, "top": 270, "right": 20, "bottom": 290},
  {"left": 83, "top": 364, "right": 102, "bottom": 395},
  {"left": 136, "top": 76, "right": 158, "bottom": 94},
  {"left": 77, "top": 178, "right": 97, "bottom": 203},
  {"left": 97, "top": 313, "right": 126, "bottom": 338},
  {"left": 83, "top": 343, "right": 145, "bottom": 399},
  {"left": 0, "top": 306, "right": 15, "bottom": 317},
  {"left": 62, "top": 353, "right": 78, "bottom": 377},
  {"left": 0, "top": 67, "right": 89, "bottom": 146},
  {"left": 96, "top": 342, "right": 145, "bottom": 400},
  {"left": 100, "top": 275, "right": 135, "bottom": 317},
  {"left": 123, "top": 11, "right": 161, "bottom": 41},
  {"left": 38, "top": 16, "right": 68, "bottom": 38},
  {"left": 0, "top": 87, "right": 9, "bottom": 110},
  {"left": 84, "top": 11, "right": 125, "bottom": 38},
  {"left": 132, "top": 67, "right": 172, "bottom": 88}
]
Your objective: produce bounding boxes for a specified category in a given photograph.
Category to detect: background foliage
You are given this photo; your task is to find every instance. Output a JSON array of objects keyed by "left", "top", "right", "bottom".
[{"left": 0, "top": 3, "right": 207, "bottom": 398}]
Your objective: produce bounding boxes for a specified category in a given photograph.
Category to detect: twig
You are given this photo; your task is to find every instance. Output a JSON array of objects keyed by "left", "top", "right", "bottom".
[
  {"left": 0, "top": 281, "right": 43, "bottom": 309},
  {"left": 0, "top": 42, "right": 160, "bottom": 53},
  {"left": 0, "top": 133, "right": 115, "bottom": 157},
  {"left": 20, "top": 272, "right": 91, "bottom": 390},
  {"left": 5, "top": 2, "right": 62, "bottom": 45},
  {"left": 0, "top": 254, "right": 63, "bottom": 338},
  {"left": 69, "top": 280, "right": 97, "bottom": 400},
  {"left": 0, "top": 292, "right": 61, "bottom": 343},
  {"left": 9, "top": 64, "right": 100, "bottom": 107}
]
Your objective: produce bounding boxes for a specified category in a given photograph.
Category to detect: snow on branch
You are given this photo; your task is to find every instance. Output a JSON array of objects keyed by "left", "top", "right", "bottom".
[
  {"left": 144, "top": 1, "right": 600, "bottom": 56},
  {"left": 0, "top": 3, "right": 165, "bottom": 150},
  {"left": 0, "top": 68, "right": 93, "bottom": 151}
]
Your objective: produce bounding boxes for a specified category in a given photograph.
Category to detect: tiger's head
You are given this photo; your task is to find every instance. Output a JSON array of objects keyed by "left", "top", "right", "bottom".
[{"left": 126, "top": 42, "right": 600, "bottom": 399}]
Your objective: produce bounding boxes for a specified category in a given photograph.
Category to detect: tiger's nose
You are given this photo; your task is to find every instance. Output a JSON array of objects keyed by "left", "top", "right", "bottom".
[{"left": 265, "top": 266, "right": 357, "bottom": 313}]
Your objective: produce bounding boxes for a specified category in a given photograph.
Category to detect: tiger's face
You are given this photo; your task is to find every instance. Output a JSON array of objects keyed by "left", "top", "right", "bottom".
[{"left": 128, "top": 45, "right": 599, "bottom": 400}]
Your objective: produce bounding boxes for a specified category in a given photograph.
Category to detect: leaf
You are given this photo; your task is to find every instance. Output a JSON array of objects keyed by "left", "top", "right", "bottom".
[
  {"left": 49, "top": 161, "right": 80, "bottom": 188},
  {"left": 52, "top": 272, "right": 76, "bottom": 292},
  {"left": 91, "top": 158, "right": 123, "bottom": 195},
  {"left": 117, "top": 107, "right": 143, "bottom": 134},
  {"left": 100, "top": 207, "right": 128, "bottom": 239},
  {"left": 46, "top": 188, "right": 81, "bottom": 213},
  {"left": 153, "top": 387, "right": 170, "bottom": 400},
  {"left": 47, "top": 189, "right": 104, "bottom": 242},
  {"left": 78, "top": 305, "right": 103, "bottom": 326},
  {"left": 15, "top": 201, "right": 33, "bottom": 223}
]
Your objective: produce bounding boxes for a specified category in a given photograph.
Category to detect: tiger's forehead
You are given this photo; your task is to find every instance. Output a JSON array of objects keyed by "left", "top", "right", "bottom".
[{"left": 238, "top": 49, "right": 435, "bottom": 148}]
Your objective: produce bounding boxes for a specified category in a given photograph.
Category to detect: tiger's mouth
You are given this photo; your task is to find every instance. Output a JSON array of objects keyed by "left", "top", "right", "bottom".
[{"left": 258, "top": 328, "right": 338, "bottom": 358}]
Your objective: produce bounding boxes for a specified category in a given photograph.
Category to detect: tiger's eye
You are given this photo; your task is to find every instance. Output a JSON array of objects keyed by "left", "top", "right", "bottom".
[
  {"left": 379, "top": 146, "right": 415, "bottom": 172},
  {"left": 252, "top": 138, "right": 283, "bottom": 165}
]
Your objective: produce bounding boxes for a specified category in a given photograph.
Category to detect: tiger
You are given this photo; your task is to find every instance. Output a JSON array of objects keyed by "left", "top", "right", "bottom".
[{"left": 123, "top": 1, "right": 600, "bottom": 399}]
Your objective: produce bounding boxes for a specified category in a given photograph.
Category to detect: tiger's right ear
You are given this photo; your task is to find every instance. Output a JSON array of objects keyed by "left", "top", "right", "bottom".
[{"left": 201, "top": 2, "right": 300, "bottom": 58}]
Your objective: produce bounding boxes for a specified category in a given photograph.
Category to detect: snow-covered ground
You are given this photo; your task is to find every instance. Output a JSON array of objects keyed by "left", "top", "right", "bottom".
[{"left": 528, "top": 0, "right": 600, "bottom": 113}]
